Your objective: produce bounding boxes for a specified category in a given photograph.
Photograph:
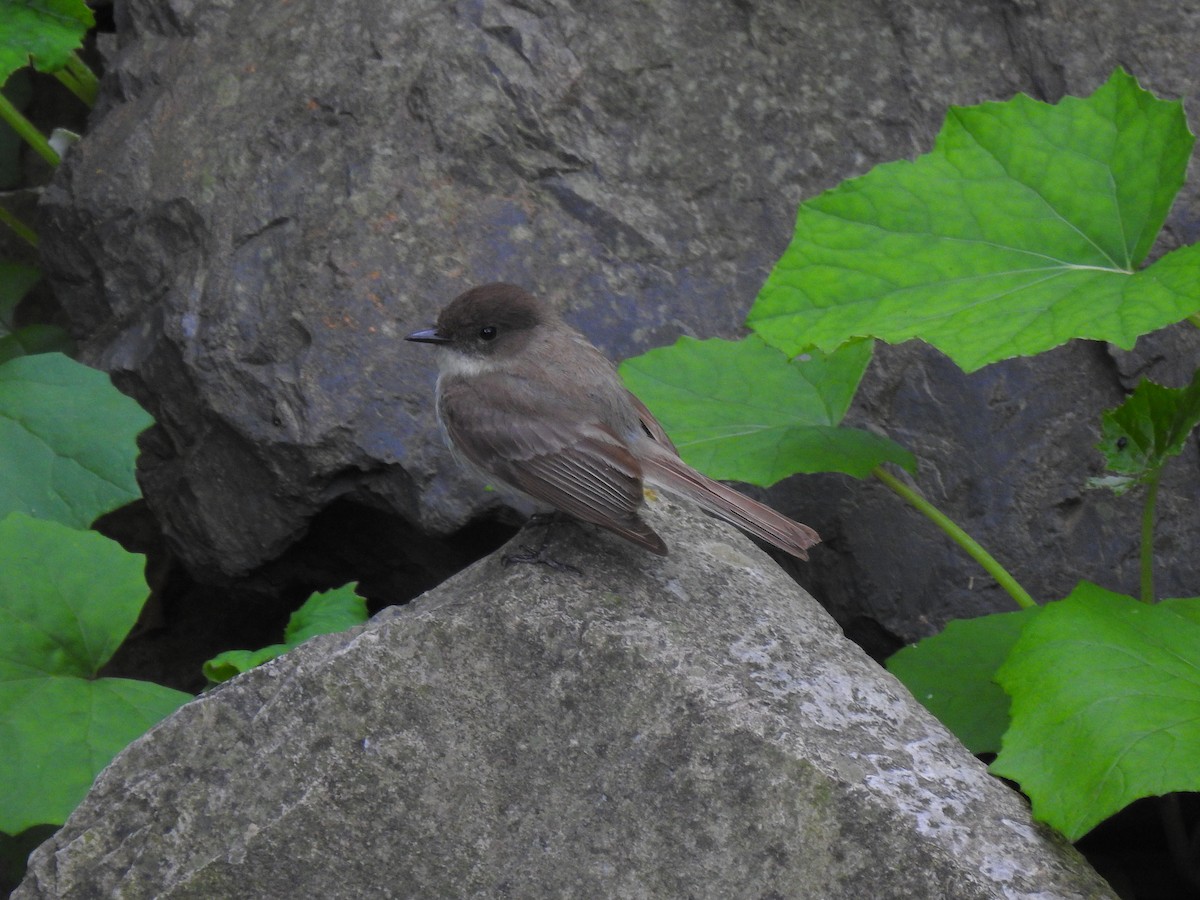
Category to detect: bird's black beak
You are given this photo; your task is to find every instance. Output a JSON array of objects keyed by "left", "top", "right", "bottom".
[{"left": 405, "top": 327, "right": 452, "bottom": 344}]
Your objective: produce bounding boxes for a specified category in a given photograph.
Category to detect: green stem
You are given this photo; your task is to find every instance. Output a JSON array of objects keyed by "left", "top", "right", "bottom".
[
  {"left": 1139, "top": 468, "right": 1161, "bottom": 604},
  {"left": 0, "top": 92, "right": 60, "bottom": 168},
  {"left": 55, "top": 52, "right": 100, "bottom": 107},
  {"left": 0, "top": 203, "right": 38, "bottom": 247},
  {"left": 873, "top": 465, "right": 1037, "bottom": 610}
]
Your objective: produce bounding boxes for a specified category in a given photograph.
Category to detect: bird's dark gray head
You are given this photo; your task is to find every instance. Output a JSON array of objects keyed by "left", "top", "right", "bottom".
[{"left": 406, "top": 283, "right": 552, "bottom": 360}]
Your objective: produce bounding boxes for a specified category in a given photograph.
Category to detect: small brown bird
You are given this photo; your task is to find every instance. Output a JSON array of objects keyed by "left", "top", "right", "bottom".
[{"left": 406, "top": 283, "right": 820, "bottom": 559}]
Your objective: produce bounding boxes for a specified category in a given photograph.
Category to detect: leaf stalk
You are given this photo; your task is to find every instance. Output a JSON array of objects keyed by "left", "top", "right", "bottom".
[
  {"left": 0, "top": 92, "right": 60, "bottom": 168},
  {"left": 53, "top": 52, "right": 100, "bottom": 107},
  {"left": 872, "top": 465, "right": 1037, "bottom": 610},
  {"left": 1139, "top": 468, "right": 1161, "bottom": 604},
  {"left": 0, "top": 204, "right": 38, "bottom": 247}
]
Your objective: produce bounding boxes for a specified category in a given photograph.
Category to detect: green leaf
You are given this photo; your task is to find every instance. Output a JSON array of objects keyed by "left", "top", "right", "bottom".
[
  {"left": 204, "top": 583, "right": 368, "bottom": 683},
  {"left": 0, "top": 676, "right": 189, "bottom": 833},
  {"left": 202, "top": 645, "right": 290, "bottom": 684},
  {"left": 990, "top": 583, "right": 1200, "bottom": 840},
  {"left": 0, "top": 0, "right": 94, "bottom": 81},
  {"left": 620, "top": 334, "right": 914, "bottom": 483},
  {"left": 1092, "top": 367, "right": 1200, "bottom": 493},
  {"left": 750, "top": 69, "right": 1200, "bottom": 372},
  {"left": 0, "top": 352, "right": 151, "bottom": 528},
  {"left": 283, "top": 582, "right": 368, "bottom": 644},
  {"left": 0, "top": 513, "right": 149, "bottom": 680},
  {"left": 887, "top": 608, "right": 1038, "bottom": 754},
  {"left": 0, "top": 513, "right": 191, "bottom": 832}
]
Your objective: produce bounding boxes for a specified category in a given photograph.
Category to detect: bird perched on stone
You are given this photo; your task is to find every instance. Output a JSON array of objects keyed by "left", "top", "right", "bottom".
[{"left": 407, "top": 283, "right": 820, "bottom": 559}]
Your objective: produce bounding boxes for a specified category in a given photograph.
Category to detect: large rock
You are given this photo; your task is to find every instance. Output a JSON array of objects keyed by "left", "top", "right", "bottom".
[
  {"left": 40, "top": 0, "right": 1200, "bottom": 638},
  {"left": 16, "top": 501, "right": 1114, "bottom": 898}
]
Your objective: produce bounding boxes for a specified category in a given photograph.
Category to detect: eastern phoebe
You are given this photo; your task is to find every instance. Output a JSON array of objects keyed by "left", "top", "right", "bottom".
[{"left": 406, "top": 283, "right": 820, "bottom": 559}]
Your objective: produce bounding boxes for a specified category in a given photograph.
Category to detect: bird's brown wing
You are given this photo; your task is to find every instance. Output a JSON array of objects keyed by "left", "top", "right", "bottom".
[
  {"left": 438, "top": 374, "right": 668, "bottom": 554},
  {"left": 627, "top": 391, "right": 678, "bottom": 454}
]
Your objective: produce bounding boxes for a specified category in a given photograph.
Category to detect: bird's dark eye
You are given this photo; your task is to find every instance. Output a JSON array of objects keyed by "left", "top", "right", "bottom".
[{"left": 479, "top": 326, "right": 498, "bottom": 341}]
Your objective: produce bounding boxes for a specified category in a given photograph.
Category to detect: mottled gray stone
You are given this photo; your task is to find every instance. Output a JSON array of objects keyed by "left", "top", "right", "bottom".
[
  {"left": 16, "top": 502, "right": 1114, "bottom": 899},
  {"left": 38, "top": 0, "right": 1200, "bottom": 633}
]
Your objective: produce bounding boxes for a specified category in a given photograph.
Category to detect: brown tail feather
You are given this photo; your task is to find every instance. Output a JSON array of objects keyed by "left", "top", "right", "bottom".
[{"left": 640, "top": 451, "right": 820, "bottom": 559}]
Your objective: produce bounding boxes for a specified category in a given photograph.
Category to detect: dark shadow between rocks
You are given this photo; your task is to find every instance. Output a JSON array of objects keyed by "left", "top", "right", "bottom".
[{"left": 94, "top": 498, "right": 518, "bottom": 694}]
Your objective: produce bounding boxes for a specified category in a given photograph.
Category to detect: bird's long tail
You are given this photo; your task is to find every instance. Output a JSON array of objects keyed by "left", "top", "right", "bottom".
[{"left": 640, "top": 451, "right": 820, "bottom": 559}]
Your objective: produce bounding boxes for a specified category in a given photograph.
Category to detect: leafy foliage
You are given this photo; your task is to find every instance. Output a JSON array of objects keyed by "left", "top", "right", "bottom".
[
  {"left": 864, "top": 74, "right": 1200, "bottom": 849},
  {"left": 0, "top": 348, "right": 372, "bottom": 843},
  {"left": 0, "top": 513, "right": 191, "bottom": 833},
  {"left": 1091, "top": 367, "right": 1200, "bottom": 494},
  {"left": 619, "top": 66, "right": 1200, "bottom": 854},
  {"left": 749, "top": 69, "right": 1199, "bottom": 372},
  {"left": 203, "top": 584, "right": 369, "bottom": 683},
  {"left": 886, "top": 608, "right": 1037, "bottom": 755},
  {"left": 0, "top": 352, "right": 188, "bottom": 836},
  {"left": 1, "top": 0, "right": 99, "bottom": 239},
  {"left": 893, "top": 356, "right": 1200, "bottom": 840},
  {"left": 0, "top": 0, "right": 93, "bottom": 80},
  {"left": 621, "top": 334, "right": 913, "bottom": 483},
  {"left": 991, "top": 584, "right": 1200, "bottom": 840},
  {"left": 0, "top": 353, "right": 151, "bottom": 528}
]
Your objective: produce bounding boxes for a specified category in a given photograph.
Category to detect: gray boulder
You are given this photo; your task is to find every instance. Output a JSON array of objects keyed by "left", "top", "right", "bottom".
[
  {"left": 16, "top": 502, "right": 1114, "bottom": 898},
  {"left": 37, "top": 0, "right": 1200, "bottom": 642}
]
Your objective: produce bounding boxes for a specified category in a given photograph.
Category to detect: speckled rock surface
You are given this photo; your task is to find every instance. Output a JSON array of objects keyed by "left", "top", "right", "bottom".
[{"left": 16, "top": 501, "right": 1115, "bottom": 898}]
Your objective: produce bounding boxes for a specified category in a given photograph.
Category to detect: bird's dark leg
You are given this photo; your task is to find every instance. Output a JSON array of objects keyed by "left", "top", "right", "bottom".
[{"left": 502, "top": 512, "right": 582, "bottom": 574}]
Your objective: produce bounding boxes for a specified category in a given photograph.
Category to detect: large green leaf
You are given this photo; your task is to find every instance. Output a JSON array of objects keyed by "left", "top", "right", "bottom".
[
  {"left": 887, "top": 608, "right": 1038, "bottom": 755},
  {"left": 750, "top": 69, "right": 1200, "bottom": 372},
  {"left": 0, "top": 0, "right": 94, "bottom": 81},
  {"left": 0, "top": 513, "right": 191, "bottom": 833},
  {"left": 0, "top": 352, "right": 151, "bottom": 528},
  {"left": 620, "top": 334, "right": 914, "bottom": 483},
  {"left": 0, "top": 676, "right": 188, "bottom": 833},
  {"left": 203, "top": 583, "right": 368, "bottom": 683},
  {"left": 991, "top": 583, "right": 1200, "bottom": 840},
  {"left": 0, "top": 514, "right": 148, "bottom": 681}
]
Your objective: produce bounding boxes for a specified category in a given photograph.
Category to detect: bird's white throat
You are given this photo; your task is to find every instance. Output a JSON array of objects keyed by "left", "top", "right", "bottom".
[{"left": 435, "top": 348, "right": 502, "bottom": 378}]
